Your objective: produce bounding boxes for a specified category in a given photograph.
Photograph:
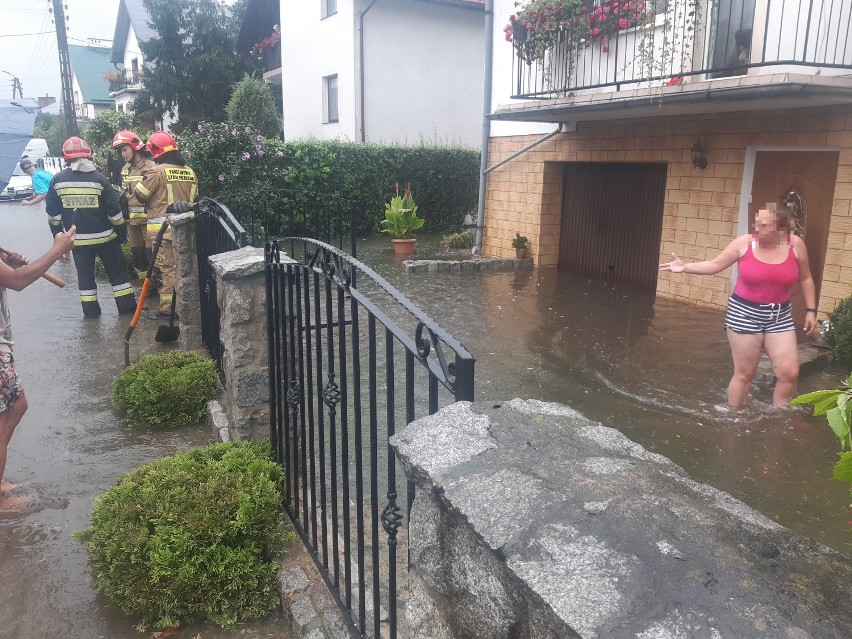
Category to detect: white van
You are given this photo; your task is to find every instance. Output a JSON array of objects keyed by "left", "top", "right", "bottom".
[{"left": 21, "top": 138, "right": 50, "bottom": 164}]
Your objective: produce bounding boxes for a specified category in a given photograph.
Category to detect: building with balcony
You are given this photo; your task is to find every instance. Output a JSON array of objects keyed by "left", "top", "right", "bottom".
[
  {"left": 278, "top": 0, "right": 485, "bottom": 146},
  {"left": 108, "top": 0, "right": 156, "bottom": 114},
  {"left": 485, "top": 0, "right": 852, "bottom": 319},
  {"left": 237, "top": 0, "right": 282, "bottom": 87},
  {"left": 66, "top": 44, "right": 115, "bottom": 121}
]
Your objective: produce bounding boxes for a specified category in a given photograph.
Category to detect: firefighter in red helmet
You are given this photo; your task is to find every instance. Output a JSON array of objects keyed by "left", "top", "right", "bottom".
[
  {"left": 45, "top": 137, "right": 136, "bottom": 317},
  {"left": 112, "top": 130, "right": 155, "bottom": 281},
  {"left": 133, "top": 131, "right": 198, "bottom": 319}
]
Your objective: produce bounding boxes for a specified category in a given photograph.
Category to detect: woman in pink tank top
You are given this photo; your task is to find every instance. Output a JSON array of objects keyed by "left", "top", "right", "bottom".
[{"left": 660, "top": 202, "right": 818, "bottom": 407}]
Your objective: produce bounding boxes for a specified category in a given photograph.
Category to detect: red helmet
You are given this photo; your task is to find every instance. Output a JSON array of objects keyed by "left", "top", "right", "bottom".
[
  {"left": 62, "top": 136, "right": 93, "bottom": 160},
  {"left": 112, "top": 129, "right": 144, "bottom": 151},
  {"left": 146, "top": 131, "right": 178, "bottom": 159}
]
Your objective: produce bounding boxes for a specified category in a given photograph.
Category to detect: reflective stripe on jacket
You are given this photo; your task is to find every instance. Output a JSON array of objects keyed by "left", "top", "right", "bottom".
[
  {"left": 121, "top": 157, "right": 156, "bottom": 224},
  {"left": 45, "top": 168, "right": 124, "bottom": 246}
]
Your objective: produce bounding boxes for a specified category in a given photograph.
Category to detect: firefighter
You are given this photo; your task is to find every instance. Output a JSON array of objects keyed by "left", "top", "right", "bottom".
[
  {"left": 133, "top": 131, "right": 198, "bottom": 319},
  {"left": 112, "top": 130, "right": 155, "bottom": 281},
  {"left": 45, "top": 136, "right": 136, "bottom": 318}
]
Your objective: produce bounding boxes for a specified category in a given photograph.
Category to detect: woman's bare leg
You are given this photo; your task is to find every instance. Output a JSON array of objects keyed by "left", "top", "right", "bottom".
[
  {"left": 726, "top": 330, "right": 764, "bottom": 407},
  {"left": 0, "top": 392, "right": 29, "bottom": 501},
  {"left": 763, "top": 330, "right": 800, "bottom": 406}
]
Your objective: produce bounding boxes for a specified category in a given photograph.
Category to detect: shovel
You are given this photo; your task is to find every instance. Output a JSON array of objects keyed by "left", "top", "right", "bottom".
[
  {"left": 154, "top": 288, "right": 180, "bottom": 343},
  {"left": 124, "top": 221, "right": 169, "bottom": 366}
]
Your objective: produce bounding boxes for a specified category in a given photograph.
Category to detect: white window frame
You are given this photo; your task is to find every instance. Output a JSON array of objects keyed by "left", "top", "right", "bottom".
[{"left": 323, "top": 74, "right": 339, "bottom": 124}]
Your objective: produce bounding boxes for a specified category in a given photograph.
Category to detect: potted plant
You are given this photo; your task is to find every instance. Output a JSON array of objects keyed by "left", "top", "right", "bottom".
[
  {"left": 512, "top": 233, "right": 530, "bottom": 259},
  {"left": 381, "top": 183, "right": 424, "bottom": 255}
]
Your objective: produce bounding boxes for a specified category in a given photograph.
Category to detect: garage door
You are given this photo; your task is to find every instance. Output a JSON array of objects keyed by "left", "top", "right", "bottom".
[{"left": 559, "top": 162, "right": 668, "bottom": 289}]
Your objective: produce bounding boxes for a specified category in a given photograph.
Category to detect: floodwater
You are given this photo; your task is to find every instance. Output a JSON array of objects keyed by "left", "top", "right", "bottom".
[
  {"left": 353, "top": 233, "right": 851, "bottom": 555},
  {"left": 0, "top": 203, "right": 292, "bottom": 639}
]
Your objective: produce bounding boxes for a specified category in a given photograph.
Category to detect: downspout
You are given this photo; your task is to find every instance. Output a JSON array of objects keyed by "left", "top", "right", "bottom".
[
  {"left": 358, "top": 0, "right": 380, "bottom": 142},
  {"left": 474, "top": 0, "right": 494, "bottom": 254}
]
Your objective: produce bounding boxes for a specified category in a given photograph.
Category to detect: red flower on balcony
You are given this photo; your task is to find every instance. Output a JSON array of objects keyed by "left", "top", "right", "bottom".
[{"left": 250, "top": 24, "right": 281, "bottom": 59}]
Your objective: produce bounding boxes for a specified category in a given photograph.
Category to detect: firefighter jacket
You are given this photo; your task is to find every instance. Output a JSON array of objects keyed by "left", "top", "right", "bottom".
[
  {"left": 120, "top": 157, "right": 156, "bottom": 225},
  {"left": 133, "top": 163, "right": 198, "bottom": 240},
  {"left": 45, "top": 167, "right": 126, "bottom": 246}
]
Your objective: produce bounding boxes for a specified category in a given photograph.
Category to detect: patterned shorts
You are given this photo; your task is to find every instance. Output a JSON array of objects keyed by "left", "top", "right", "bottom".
[
  {"left": 0, "top": 351, "right": 24, "bottom": 413},
  {"left": 724, "top": 293, "right": 795, "bottom": 335}
]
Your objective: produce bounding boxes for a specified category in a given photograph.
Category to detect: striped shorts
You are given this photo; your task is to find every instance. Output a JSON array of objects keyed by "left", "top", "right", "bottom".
[{"left": 724, "top": 293, "right": 794, "bottom": 335}]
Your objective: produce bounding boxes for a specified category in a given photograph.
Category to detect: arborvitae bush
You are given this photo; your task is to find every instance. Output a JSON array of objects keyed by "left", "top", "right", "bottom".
[
  {"left": 112, "top": 351, "right": 219, "bottom": 428},
  {"left": 826, "top": 296, "right": 852, "bottom": 365},
  {"left": 225, "top": 75, "right": 281, "bottom": 139},
  {"left": 73, "top": 441, "right": 292, "bottom": 629}
]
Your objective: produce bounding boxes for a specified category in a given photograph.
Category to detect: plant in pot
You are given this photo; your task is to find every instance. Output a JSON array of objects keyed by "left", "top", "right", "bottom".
[
  {"left": 382, "top": 183, "right": 424, "bottom": 256},
  {"left": 512, "top": 233, "right": 530, "bottom": 259}
]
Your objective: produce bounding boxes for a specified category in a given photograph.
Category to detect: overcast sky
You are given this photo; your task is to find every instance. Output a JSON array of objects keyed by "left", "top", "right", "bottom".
[{"left": 0, "top": 0, "right": 121, "bottom": 113}]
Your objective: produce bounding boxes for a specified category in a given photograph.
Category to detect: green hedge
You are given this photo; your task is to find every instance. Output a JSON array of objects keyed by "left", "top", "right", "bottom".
[
  {"left": 179, "top": 122, "right": 480, "bottom": 237},
  {"left": 826, "top": 296, "right": 852, "bottom": 365}
]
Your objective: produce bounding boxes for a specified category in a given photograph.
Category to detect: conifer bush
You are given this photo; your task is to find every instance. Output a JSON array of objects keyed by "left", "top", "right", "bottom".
[
  {"left": 825, "top": 296, "right": 852, "bottom": 365},
  {"left": 112, "top": 351, "right": 219, "bottom": 428},
  {"left": 73, "top": 441, "right": 292, "bottom": 629}
]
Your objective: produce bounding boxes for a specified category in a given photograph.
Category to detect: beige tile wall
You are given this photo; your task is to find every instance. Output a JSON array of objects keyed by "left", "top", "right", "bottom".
[{"left": 483, "top": 108, "right": 852, "bottom": 316}]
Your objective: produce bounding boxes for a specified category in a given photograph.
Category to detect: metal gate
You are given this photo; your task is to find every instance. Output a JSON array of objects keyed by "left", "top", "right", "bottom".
[{"left": 266, "top": 238, "right": 475, "bottom": 638}]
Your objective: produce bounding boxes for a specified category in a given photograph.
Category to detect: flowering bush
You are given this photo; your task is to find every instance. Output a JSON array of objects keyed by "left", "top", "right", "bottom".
[
  {"left": 103, "top": 69, "right": 124, "bottom": 83},
  {"left": 504, "top": 0, "right": 585, "bottom": 65},
  {"left": 505, "top": 0, "right": 652, "bottom": 62},
  {"left": 586, "top": 1, "right": 650, "bottom": 52},
  {"left": 250, "top": 25, "right": 281, "bottom": 58}
]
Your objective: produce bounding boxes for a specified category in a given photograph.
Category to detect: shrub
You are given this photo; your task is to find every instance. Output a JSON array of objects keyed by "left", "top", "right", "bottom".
[
  {"left": 112, "top": 351, "right": 219, "bottom": 428},
  {"left": 825, "top": 296, "right": 852, "bottom": 365},
  {"left": 179, "top": 123, "right": 480, "bottom": 237},
  {"left": 95, "top": 241, "right": 136, "bottom": 279},
  {"left": 73, "top": 441, "right": 292, "bottom": 629},
  {"left": 440, "top": 231, "right": 474, "bottom": 249},
  {"left": 226, "top": 75, "right": 281, "bottom": 139}
]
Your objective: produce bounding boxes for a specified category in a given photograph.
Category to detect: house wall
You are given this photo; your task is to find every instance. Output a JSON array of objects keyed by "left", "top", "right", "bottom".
[
  {"left": 281, "top": 2, "right": 356, "bottom": 140},
  {"left": 483, "top": 107, "right": 852, "bottom": 315},
  {"left": 362, "top": 1, "right": 485, "bottom": 147}
]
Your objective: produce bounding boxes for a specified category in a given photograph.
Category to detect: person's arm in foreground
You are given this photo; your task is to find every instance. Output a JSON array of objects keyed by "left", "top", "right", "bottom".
[
  {"left": 660, "top": 236, "right": 744, "bottom": 275},
  {"left": 20, "top": 192, "right": 48, "bottom": 206},
  {"left": 0, "top": 227, "right": 76, "bottom": 291},
  {"left": 793, "top": 235, "right": 818, "bottom": 336}
]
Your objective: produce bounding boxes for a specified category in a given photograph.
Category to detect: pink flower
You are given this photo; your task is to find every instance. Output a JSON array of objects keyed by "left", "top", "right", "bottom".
[
  {"left": 217, "top": 174, "right": 224, "bottom": 181},
  {"left": 241, "top": 152, "right": 250, "bottom": 161},
  {"left": 593, "top": 27, "right": 601, "bottom": 36},
  {"left": 619, "top": 18, "right": 629, "bottom": 29}
]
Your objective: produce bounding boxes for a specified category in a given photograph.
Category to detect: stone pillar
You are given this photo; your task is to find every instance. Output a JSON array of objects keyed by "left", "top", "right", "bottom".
[
  {"left": 168, "top": 211, "right": 203, "bottom": 350},
  {"left": 209, "top": 246, "right": 270, "bottom": 441}
]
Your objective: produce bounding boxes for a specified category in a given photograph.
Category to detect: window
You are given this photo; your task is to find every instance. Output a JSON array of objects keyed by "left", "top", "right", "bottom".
[
  {"left": 323, "top": 74, "right": 338, "bottom": 123},
  {"left": 322, "top": 0, "right": 337, "bottom": 19}
]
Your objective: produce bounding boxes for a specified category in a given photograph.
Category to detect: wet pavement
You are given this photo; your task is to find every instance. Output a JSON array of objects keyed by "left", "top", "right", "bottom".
[{"left": 0, "top": 202, "right": 292, "bottom": 639}]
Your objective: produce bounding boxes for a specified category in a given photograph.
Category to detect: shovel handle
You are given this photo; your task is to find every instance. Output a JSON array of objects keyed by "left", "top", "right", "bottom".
[{"left": 0, "top": 246, "right": 66, "bottom": 288}]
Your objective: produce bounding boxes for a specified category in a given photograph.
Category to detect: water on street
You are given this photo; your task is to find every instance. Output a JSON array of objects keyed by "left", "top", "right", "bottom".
[
  {"left": 352, "top": 233, "right": 851, "bottom": 554},
  {"left": 0, "top": 202, "right": 292, "bottom": 639}
]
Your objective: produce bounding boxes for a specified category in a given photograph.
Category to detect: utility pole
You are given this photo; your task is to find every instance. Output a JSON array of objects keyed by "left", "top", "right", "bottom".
[
  {"left": 51, "top": 0, "right": 78, "bottom": 137},
  {"left": 1, "top": 71, "right": 23, "bottom": 99}
]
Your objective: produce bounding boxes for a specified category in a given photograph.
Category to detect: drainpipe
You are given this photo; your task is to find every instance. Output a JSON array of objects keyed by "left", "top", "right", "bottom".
[
  {"left": 484, "top": 123, "right": 563, "bottom": 175},
  {"left": 474, "top": 0, "right": 494, "bottom": 254},
  {"left": 358, "top": 0, "right": 380, "bottom": 142}
]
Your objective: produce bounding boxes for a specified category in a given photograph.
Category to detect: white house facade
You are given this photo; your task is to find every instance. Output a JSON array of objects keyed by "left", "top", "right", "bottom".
[{"left": 280, "top": 0, "right": 486, "bottom": 147}]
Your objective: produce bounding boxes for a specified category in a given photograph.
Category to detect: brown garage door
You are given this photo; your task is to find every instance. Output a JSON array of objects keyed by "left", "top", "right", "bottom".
[{"left": 559, "top": 162, "right": 668, "bottom": 288}]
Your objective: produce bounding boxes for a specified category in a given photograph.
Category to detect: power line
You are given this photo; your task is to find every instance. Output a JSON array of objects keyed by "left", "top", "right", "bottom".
[{"left": 0, "top": 31, "right": 56, "bottom": 38}]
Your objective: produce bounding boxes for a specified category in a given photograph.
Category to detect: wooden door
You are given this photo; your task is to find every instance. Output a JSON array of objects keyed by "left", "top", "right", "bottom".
[{"left": 750, "top": 151, "right": 839, "bottom": 327}]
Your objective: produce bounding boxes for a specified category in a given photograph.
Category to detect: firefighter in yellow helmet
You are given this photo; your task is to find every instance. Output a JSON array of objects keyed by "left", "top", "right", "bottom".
[
  {"left": 112, "top": 130, "right": 155, "bottom": 281},
  {"left": 132, "top": 131, "right": 198, "bottom": 319}
]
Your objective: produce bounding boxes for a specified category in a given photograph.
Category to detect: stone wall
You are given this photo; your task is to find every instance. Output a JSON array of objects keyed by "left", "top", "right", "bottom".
[
  {"left": 391, "top": 400, "right": 852, "bottom": 639},
  {"left": 484, "top": 106, "right": 852, "bottom": 314},
  {"left": 169, "top": 211, "right": 203, "bottom": 350}
]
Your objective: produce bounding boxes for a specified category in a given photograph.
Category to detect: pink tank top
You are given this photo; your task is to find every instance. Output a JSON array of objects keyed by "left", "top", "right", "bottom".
[{"left": 733, "top": 237, "right": 798, "bottom": 304}]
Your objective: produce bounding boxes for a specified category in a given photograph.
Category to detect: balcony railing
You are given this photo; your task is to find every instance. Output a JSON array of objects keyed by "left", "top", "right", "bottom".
[
  {"left": 108, "top": 69, "right": 142, "bottom": 94},
  {"left": 263, "top": 41, "right": 281, "bottom": 74},
  {"left": 509, "top": 0, "right": 852, "bottom": 99}
]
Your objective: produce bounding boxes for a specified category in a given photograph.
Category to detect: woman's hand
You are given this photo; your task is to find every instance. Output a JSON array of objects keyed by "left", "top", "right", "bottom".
[
  {"left": 804, "top": 312, "right": 818, "bottom": 336},
  {"left": 659, "top": 252, "right": 687, "bottom": 273}
]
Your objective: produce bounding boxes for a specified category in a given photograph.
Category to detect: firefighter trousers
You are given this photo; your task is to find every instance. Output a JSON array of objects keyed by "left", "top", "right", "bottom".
[
  {"left": 151, "top": 237, "right": 175, "bottom": 315},
  {"left": 127, "top": 222, "right": 149, "bottom": 280},
  {"left": 73, "top": 239, "right": 137, "bottom": 317}
]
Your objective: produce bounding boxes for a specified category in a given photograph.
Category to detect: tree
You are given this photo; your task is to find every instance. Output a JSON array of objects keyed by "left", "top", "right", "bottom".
[
  {"left": 33, "top": 112, "right": 66, "bottom": 157},
  {"left": 81, "top": 110, "right": 135, "bottom": 150},
  {"left": 134, "top": 0, "right": 261, "bottom": 132},
  {"left": 226, "top": 75, "right": 281, "bottom": 138}
]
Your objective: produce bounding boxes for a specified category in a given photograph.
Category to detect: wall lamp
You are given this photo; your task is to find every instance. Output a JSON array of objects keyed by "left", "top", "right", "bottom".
[{"left": 691, "top": 141, "right": 708, "bottom": 170}]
